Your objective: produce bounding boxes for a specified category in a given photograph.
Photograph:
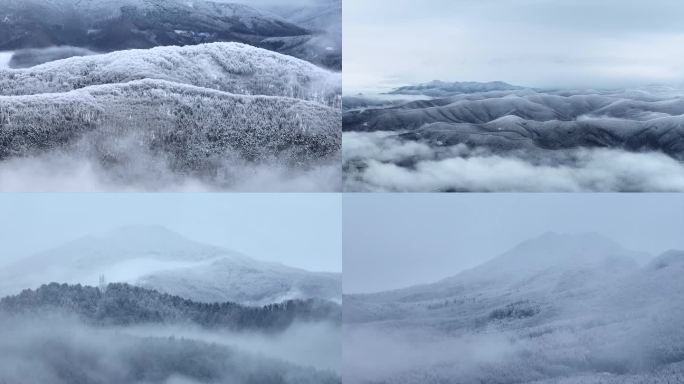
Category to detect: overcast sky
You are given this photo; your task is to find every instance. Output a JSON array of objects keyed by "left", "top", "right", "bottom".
[
  {"left": 344, "top": 194, "right": 684, "bottom": 294},
  {"left": 344, "top": 0, "right": 684, "bottom": 93},
  {"left": 0, "top": 194, "right": 341, "bottom": 272}
]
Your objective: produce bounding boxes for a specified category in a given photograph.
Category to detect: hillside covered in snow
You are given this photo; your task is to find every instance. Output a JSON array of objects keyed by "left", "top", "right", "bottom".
[
  {"left": 0, "top": 42, "right": 342, "bottom": 191},
  {"left": 343, "top": 82, "right": 684, "bottom": 192},
  {"left": 0, "top": 225, "right": 342, "bottom": 305},
  {"left": 0, "top": 43, "right": 340, "bottom": 106},
  {"left": 0, "top": 0, "right": 340, "bottom": 70},
  {"left": 344, "top": 233, "right": 684, "bottom": 383}
]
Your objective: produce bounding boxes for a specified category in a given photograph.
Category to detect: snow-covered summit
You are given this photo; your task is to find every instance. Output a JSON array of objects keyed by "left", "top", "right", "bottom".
[
  {"left": 0, "top": 225, "right": 341, "bottom": 305},
  {"left": 475, "top": 232, "right": 644, "bottom": 274},
  {"left": 0, "top": 42, "right": 341, "bottom": 107}
]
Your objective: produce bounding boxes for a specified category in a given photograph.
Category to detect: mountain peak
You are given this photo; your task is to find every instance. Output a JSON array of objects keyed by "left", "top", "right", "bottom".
[
  {"left": 101, "top": 224, "right": 186, "bottom": 242},
  {"left": 475, "top": 232, "right": 641, "bottom": 276},
  {"left": 24, "top": 225, "right": 237, "bottom": 267}
]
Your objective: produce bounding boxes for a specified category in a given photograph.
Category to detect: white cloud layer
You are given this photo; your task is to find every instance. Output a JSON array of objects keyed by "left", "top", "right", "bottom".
[
  {"left": 343, "top": 132, "right": 684, "bottom": 192},
  {"left": 0, "top": 152, "right": 340, "bottom": 192}
]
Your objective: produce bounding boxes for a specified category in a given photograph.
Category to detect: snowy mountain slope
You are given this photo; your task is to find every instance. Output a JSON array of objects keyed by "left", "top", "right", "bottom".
[
  {"left": 139, "top": 258, "right": 342, "bottom": 305},
  {"left": 0, "top": 42, "right": 340, "bottom": 107},
  {"left": 260, "top": 0, "right": 342, "bottom": 69},
  {"left": 344, "top": 234, "right": 684, "bottom": 384},
  {"left": 0, "top": 0, "right": 304, "bottom": 50},
  {"left": 0, "top": 0, "right": 342, "bottom": 69},
  {"left": 0, "top": 79, "right": 340, "bottom": 181},
  {"left": 343, "top": 83, "right": 684, "bottom": 192},
  {"left": 343, "top": 84, "right": 684, "bottom": 159},
  {"left": 0, "top": 225, "right": 342, "bottom": 305},
  {"left": 345, "top": 233, "right": 645, "bottom": 326}
]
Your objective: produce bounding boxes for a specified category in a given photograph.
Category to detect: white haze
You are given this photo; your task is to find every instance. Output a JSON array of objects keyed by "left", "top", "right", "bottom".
[
  {"left": 124, "top": 321, "right": 341, "bottom": 373},
  {"left": 0, "top": 313, "right": 340, "bottom": 383},
  {"left": 343, "top": 233, "right": 684, "bottom": 382},
  {"left": 343, "top": 132, "right": 684, "bottom": 192},
  {"left": 0, "top": 152, "right": 341, "bottom": 192},
  {"left": 0, "top": 51, "right": 12, "bottom": 68},
  {"left": 344, "top": 326, "right": 517, "bottom": 384}
]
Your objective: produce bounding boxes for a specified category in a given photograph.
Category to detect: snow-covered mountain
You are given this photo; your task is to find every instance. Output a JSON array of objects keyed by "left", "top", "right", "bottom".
[
  {"left": 345, "top": 232, "right": 646, "bottom": 324},
  {"left": 261, "top": 0, "right": 341, "bottom": 69},
  {"left": 0, "top": 225, "right": 341, "bottom": 305},
  {"left": 0, "top": 0, "right": 340, "bottom": 69},
  {"left": 0, "top": 42, "right": 341, "bottom": 106},
  {"left": 0, "top": 78, "right": 339, "bottom": 177},
  {"left": 344, "top": 233, "right": 684, "bottom": 383},
  {"left": 343, "top": 82, "right": 684, "bottom": 192},
  {"left": 0, "top": 43, "right": 341, "bottom": 191}
]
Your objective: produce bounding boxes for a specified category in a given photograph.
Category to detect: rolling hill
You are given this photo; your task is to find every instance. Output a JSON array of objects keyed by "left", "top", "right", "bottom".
[
  {"left": 0, "top": 225, "right": 342, "bottom": 305},
  {"left": 344, "top": 233, "right": 684, "bottom": 383}
]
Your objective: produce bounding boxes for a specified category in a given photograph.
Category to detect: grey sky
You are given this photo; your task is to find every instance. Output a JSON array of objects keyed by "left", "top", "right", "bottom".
[
  {"left": 344, "top": 194, "right": 684, "bottom": 294},
  {"left": 344, "top": 0, "right": 684, "bottom": 92},
  {"left": 0, "top": 194, "right": 341, "bottom": 272}
]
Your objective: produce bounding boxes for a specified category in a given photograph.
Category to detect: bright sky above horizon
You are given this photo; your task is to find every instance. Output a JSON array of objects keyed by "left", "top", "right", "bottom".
[
  {"left": 344, "top": 0, "right": 684, "bottom": 93},
  {"left": 0, "top": 194, "right": 342, "bottom": 272},
  {"left": 343, "top": 194, "right": 684, "bottom": 294}
]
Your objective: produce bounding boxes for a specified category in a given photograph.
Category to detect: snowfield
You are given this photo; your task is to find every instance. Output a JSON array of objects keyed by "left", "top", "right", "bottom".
[
  {"left": 0, "top": 43, "right": 341, "bottom": 107},
  {"left": 0, "top": 43, "right": 341, "bottom": 191},
  {"left": 344, "top": 233, "right": 684, "bottom": 384}
]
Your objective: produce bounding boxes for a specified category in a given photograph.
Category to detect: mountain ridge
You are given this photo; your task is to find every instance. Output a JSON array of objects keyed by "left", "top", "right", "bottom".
[
  {"left": 344, "top": 233, "right": 659, "bottom": 325},
  {"left": 0, "top": 42, "right": 341, "bottom": 107},
  {"left": 0, "top": 0, "right": 344, "bottom": 68},
  {"left": 0, "top": 225, "right": 342, "bottom": 305}
]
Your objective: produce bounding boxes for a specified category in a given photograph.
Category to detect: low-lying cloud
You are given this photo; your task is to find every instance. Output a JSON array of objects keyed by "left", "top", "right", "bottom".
[
  {"left": 343, "top": 132, "right": 684, "bottom": 192},
  {"left": 344, "top": 298, "right": 684, "bottom": 383},
  {"left": 0, "top": 151, "right": 340, "bottom": 192},
  {"left": 0, "top": 313, "right": 341, "bottom": 384},
  {"left": 344, "top": 326, "right": 517, "bottom": 384}
]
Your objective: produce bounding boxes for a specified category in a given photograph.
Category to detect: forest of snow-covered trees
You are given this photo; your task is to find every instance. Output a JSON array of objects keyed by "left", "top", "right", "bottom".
[
  {"left": 0, "top": 43, "right": 341, "bottom": 191},
  {"left": 0, "top": 215, "right": 343, "bottom": 384},
  {"left": 0, "top": 282, "right": 342, "bottom": 383},
  {"left": 0, "top": 282, "right": 341, "bottom": 330},
  {"left": 344, "top": 234, "right": 684, "bottom": 384},
  {"left": 0, "top": 0, "right": 342, "bottom": 191}
]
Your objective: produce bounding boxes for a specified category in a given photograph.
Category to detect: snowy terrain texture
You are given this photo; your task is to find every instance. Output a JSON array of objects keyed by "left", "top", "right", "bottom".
[
  {"left": 0, "top": 43, "right": 341, "bottom": 106},
  {"left": 0, "top": 43, "right": 341, "bottom": 191},
  {"left": 343, "top": 82, "right": 684, "bottom": 192},
  {"left": 344, "top": 233, "right": 684, "bottom": 383},
  {"left": 0, "top": 225, "right": 342, "bottom": 306},
  {"left": 0, "top": 0, "right": 340, "bottom": 70}
]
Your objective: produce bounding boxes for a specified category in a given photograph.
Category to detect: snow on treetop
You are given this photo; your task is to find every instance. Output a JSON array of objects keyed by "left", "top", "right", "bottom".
[
  {"left": 0, "top": 42, "right": 341, "bottom": 107},
  {"left": 0, "top": 78, "right": 341, "bottom": 164}
]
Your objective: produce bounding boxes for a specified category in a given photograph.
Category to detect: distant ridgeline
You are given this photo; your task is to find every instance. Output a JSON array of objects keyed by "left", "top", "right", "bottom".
[
  {"left": 0, "top": 0, "right": 341, "bottom": 70},
  {"left": 0, "top": 283, "right": 341, "bottom": 331}
]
